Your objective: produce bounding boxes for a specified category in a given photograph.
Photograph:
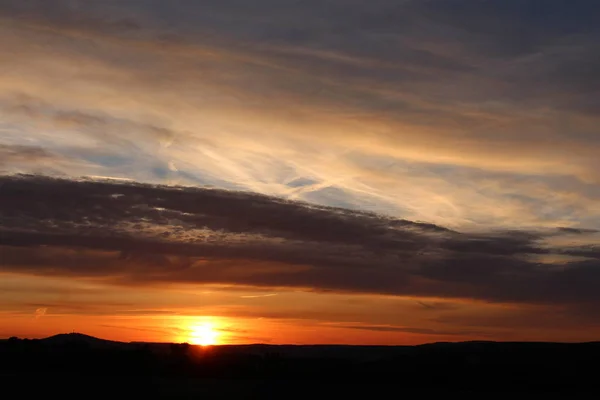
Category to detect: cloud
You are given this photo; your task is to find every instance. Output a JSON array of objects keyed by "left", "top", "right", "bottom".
[
  {"left": 34, "top": 307, "right": 47, "bottom": 319},
  {"left": 1, "top": 96, "right": 180, "bottom": 152},
  {"left": 1, "top": 175, "right": 598, "bottom": 311},
  {"left": 332, "top": 323, "right": 492, "bottom": 337},
  {"left": 0, "top": 1, "right": 598, "bottom": 230},
  {"left": 0, "top": 144, "right": 57, "bottom": 166},
  {"left": 240, "top": 294, "right": 278, "bottom": 299},
  {"left": 415, "top": 301, "right": 459, "bottom": 312},
  {"left": 0, "top": 144, "right": 97, "bottom": 177},
  {"left": 3, "top": 0, "right": 598, "bottom": 114}
]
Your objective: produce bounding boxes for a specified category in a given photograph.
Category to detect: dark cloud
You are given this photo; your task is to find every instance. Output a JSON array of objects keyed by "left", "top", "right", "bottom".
[
  {"left": 99, "top": 324, "right": 185, "bottom": 338},
  {"left": 337, "top": 324, "right": 492, "bottom": 338},
  {"left": 1, "top": 175, "right": 598, "bottom": 310},
  {"left": 415, "top": 301, "right": 459, "bottom": 312},
  {"left": 557, "top": 227, "right": 599, "bottom": 235},
  {"left": 0, "top": 0, "right": 141, "bottom": 35},
  {"left": 3, "top": 0, "right": 598, "bottom": 117}
]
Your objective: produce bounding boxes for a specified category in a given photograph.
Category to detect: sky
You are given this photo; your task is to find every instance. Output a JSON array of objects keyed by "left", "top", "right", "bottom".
[{"left": 1, "top": 0, "right": 599, "bottom": 345}]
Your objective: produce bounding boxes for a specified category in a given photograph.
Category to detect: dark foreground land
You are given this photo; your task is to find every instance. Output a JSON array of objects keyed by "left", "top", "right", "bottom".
[{"left": 1, "top": 333, "right": 599, "bottom": 397}]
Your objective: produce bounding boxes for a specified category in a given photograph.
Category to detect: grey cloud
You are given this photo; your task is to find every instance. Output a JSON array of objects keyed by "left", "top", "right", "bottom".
[
  {"left": 337, "top": 324, "right": 492, "bottom": 337},
  {"left": 2, "top": 0, "right": 599, "bottom": 191},
  {"left": 0, "top": 144, "right": 87, "bottom": 176},
  {"left": 0, "top": 144, "right": 58, "bottom": 166},
  {"left": 3, "top": 98, "right": 179, "bottom": 149},
  {"left": 3, "top": 0, "right": 598, "bottom": 118},
  {"left": 1, "top": 175, "right": 599, "bottom": 310},
  {"left": 557, "top": 227, "right": 599, "bottom": 235},
  {"left": 0, "top": 97, "right": 190, "bottom": 179},
  {"left": 0, "top": 0, "right": 141, "bottom": 35},
  {"left": 416, "top": 301, "right": 460, "bottom": 312},
  {"left": 433, "top": 305, "right": 600, "bottom": 332}
]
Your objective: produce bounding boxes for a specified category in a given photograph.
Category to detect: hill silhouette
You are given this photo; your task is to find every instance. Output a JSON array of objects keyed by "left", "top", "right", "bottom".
[
  {"left": 40, "top": 332, "right": 121, "bottom": 346},
  {"left": 2, "top": 333, "right": 599, "bottom": 396}
]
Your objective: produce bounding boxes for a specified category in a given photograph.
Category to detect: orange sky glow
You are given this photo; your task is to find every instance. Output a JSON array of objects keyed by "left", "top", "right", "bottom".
[
  {"left": 2, "top": 271, "right": 599, "bottom": 345},
  {"left": 1, "top": 1, "right": 599, "bottom": 345}
]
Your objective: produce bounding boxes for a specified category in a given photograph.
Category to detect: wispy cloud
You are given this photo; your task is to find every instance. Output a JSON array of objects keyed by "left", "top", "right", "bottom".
[
  {"left": 240, "top": 294, "right": 279, "bottom": 299},
  {"left": 0, "top": 0, "right": 598, "bottom": 230},
  {"left": 34, "top": 307, "right": 47, "bottom": 319}
]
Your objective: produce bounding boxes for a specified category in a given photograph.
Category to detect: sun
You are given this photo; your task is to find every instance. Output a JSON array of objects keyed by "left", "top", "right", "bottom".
[{"left": 189, "top": 322, "right": 219, "bottom": 346}]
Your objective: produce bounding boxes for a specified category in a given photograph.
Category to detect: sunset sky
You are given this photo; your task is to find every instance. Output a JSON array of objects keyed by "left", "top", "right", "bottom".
[{"left": 1, "top": 0, "right": 599, "bottom": 345}]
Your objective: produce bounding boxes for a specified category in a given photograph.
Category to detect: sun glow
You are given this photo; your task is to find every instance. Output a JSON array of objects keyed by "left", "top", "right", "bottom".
[{"left": 189, "top": 322, "right": 219, "bottom": 346}]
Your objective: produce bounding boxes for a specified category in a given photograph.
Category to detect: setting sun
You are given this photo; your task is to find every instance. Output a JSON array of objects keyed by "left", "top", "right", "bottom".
[{"left": 189, "top": 322, "right": 219, "bottom": 346}]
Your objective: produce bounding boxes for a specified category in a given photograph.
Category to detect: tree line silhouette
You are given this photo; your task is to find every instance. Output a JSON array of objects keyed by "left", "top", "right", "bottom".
[{"left": 2, "top": 336, "right": 599, "bottom": 392}]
